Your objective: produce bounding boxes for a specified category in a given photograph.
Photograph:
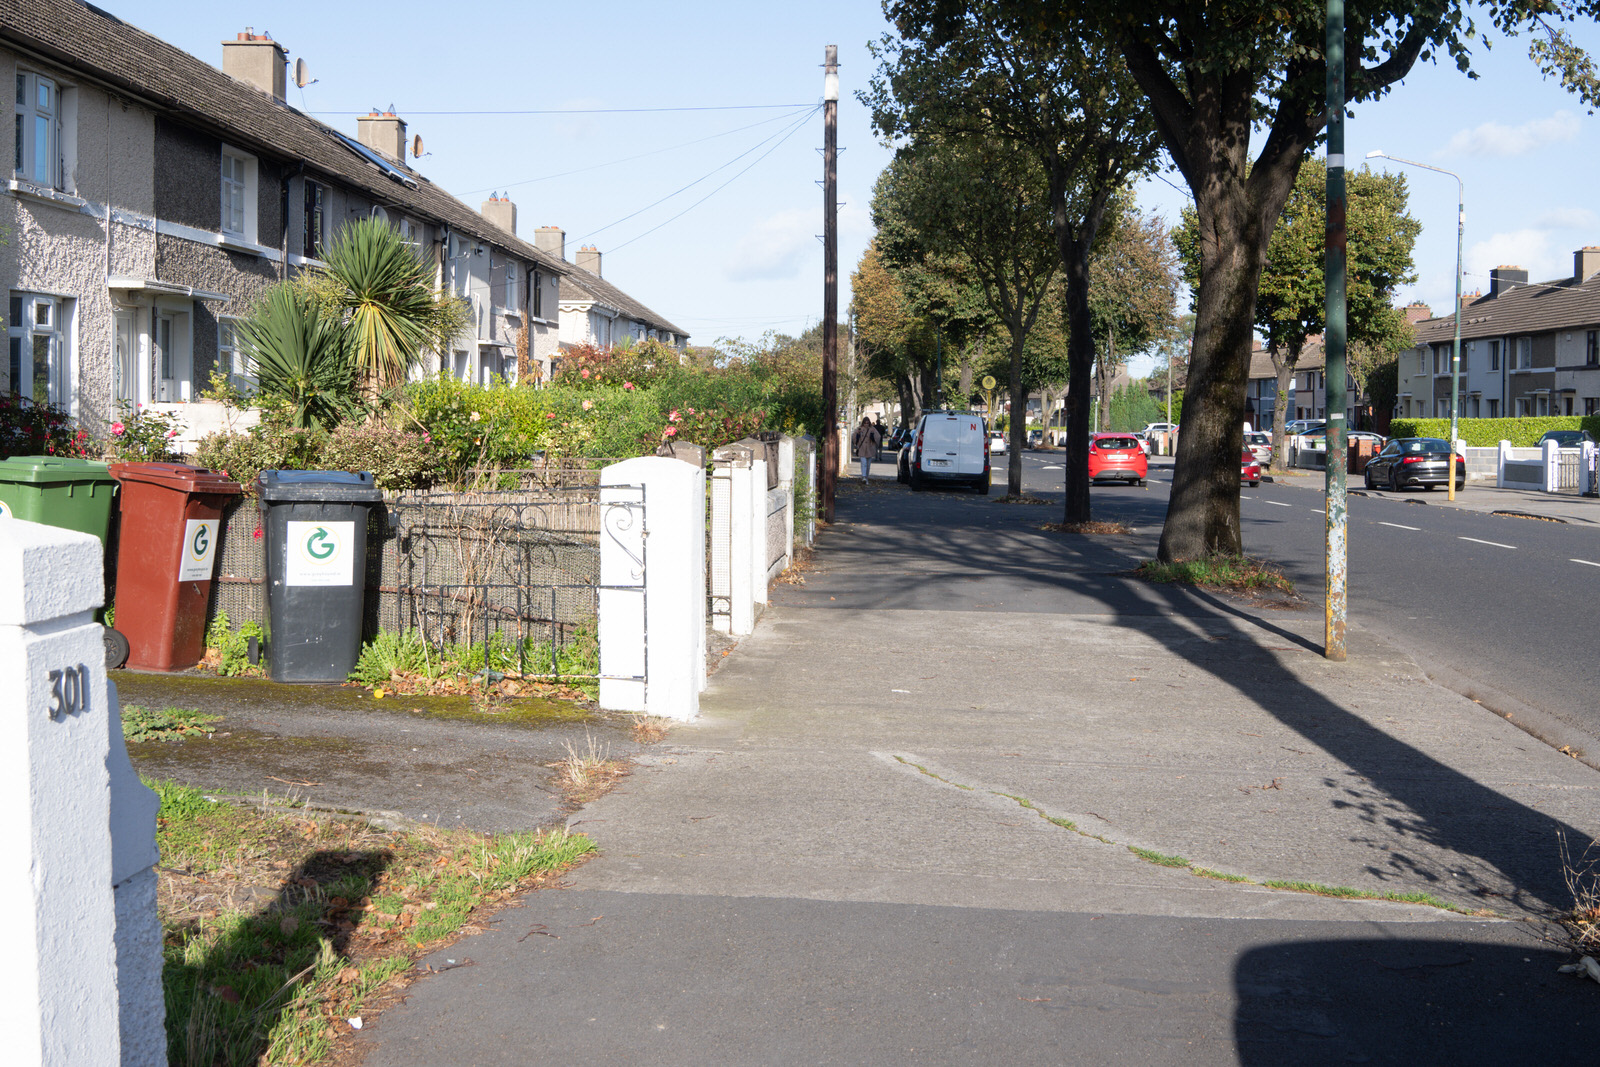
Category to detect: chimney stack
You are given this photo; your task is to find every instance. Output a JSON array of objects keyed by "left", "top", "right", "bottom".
[
  {"left": 356, "top": 110, "right": 407, "bottom": 164},
  {"left": 1489, "top": 265, "right": 1528, "bottom": 297},
  {"left": 1576, "top": 247, "right": 1600, "bottom": 283},
  {"left": 576, "top": 245, "right": 601, "bottom": 277},
  {"left": 481, "top": 195, "right": 517, "bottom": 236},
  {"left": 534, "top": 226, "right": 565, "bottom": 261},
  {"left": 222, "top": 30, "right": 287, "bottom": 101}
]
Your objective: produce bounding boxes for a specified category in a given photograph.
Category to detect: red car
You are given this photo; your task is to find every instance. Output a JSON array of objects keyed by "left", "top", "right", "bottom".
[
  {"left": 1088, "top": 433, "right": 1148, "bottom": 486},
  {"left": 1241, "top": 449, "right": 1261, "bottom": 487}
]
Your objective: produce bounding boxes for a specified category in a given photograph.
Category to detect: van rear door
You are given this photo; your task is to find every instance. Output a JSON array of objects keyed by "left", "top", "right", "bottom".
[{"left": 920, "top": 412, "right": 986, "bottom": 475}]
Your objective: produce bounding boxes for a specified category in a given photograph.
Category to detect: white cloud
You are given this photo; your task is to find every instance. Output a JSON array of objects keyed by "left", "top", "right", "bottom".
[
  {"left": 1534, "top": 207, "right": 1599, "bottom": 230},
  {"left": 725, "top": 208, "right": 817, "bottom": 282},
  {"left": 1442, "top": 110, "right": 1580, "bottom": 157},
  {"left": 1464, "top": 229, "right": 1564, "bottom": 287}
]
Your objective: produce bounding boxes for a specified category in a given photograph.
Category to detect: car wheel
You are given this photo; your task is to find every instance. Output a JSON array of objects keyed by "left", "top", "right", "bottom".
[
  {"left": 1390, "top": 468, "right": 1403, "bottom": 493},
  {"left": 1249, "top": 479, "right": 1259, "bottom": 488},
  {"left": 897, "top": 459, "right": 908, "bottom": 484},
  {"left": 974, "top": 475, "right": 990, "bottom": 495},
  {"left": 1363, "top": 466, "right": 1374, "bottom": 489},
  {"left": 1137, "top": 478, "right": 1147, "bottom": 488},
  {"left": 1456, "top": 478, "right": 1465, "bottom": 492},
  {"left": 909, "top": 470, "right": 924, "bottom": 492}
]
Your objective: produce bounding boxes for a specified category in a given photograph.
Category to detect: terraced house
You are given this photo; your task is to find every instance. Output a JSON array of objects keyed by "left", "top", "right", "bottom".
[
  {"left": 1400, "top": 251, "right": 1600, "bottom": 421},
  {"left": 0, "top": 1, "right": 581, "bottom": 441}
]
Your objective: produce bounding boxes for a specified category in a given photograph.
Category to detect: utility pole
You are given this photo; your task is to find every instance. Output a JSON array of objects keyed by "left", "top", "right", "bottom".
[
  {"left": 820, "top": 45, "right": 839, "bottom": 523},
  {"left": 1323, "top": 0, "right": 1349, "bottom": 661}
]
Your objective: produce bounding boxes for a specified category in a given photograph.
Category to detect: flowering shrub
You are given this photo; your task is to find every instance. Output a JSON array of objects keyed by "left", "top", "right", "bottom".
[
  {"left": 192, "top": 415, "right": 322, "bottom": 496},
  {"left": 0, "top": 393, "right": 93, "bottom": 460},
  {"left": 318, "top": 419, "right": 440, "bottom": 492},
  {"left": 550, "top": 340, "right": 675, "bottom": 391},
  {"left": 105, "top": 403, "right": 184, "bottom": 463}
]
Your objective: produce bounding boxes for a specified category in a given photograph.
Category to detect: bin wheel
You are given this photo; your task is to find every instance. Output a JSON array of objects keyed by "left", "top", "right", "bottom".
[{"left": 103, "top": 626, "right": 130, "bottom": 670}]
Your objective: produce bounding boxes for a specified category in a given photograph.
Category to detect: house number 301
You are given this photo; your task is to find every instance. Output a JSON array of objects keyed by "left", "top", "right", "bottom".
[{"left": 47, "top": 665, "right": 90, "bottom": 721}]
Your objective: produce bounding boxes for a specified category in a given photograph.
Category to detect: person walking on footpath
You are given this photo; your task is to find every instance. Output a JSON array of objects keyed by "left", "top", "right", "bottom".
[{"left": 852, "top": 416, "right": 882, "bottom": 483}]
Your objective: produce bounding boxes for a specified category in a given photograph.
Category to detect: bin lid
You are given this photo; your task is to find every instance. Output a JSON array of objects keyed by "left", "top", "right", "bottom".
[
  {"left": 258, "top": 469, "right": 384, "bottom": 503},
  {"left": 0, "top": 456, "right": 115, "bottom": 485},
  {"left": 109, "top": 461, "right": 241, "bottom": 496}
]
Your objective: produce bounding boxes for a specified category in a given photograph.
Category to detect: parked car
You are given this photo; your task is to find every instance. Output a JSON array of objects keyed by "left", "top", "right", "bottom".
[
  {"left": 1241, "top": 449, "right": 1261, "bottom": 487},
  {"left": 1538, "top": 429, "right": 1597, "bottom": 449},
  {"left": 989, "top": 430, "right": 1009, "bottom": 455},
  {"left": 1362, "top": 437, "right": 1465, "bottom": 492},
  {"left": 1027, "top": 429, "right": 1043, "bottom": 448},
  {"left": 1243, "top": 431, "right": 1273, "bottom": 465},
  {"left": 1142, "top": 421, "right": 1178, "bottom": 438},
  {"left": 899, "top": 410, "right": 991, "bottom": 494},
  {"left": 1087, "top": 433, "right": 1148, "bottom": 486},
  {"left": 1283, "top": 419, "right": 1326, "bottom": 439}
]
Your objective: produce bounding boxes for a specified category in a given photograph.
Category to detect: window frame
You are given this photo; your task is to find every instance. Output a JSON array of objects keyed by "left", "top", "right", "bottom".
[
  {"left": 14, "top": 70, "right": 58, "bottom": 188},
  {"left": 7, "top": 291, "right": 67, "bottom": 404},
  {"left": 219, "top": 317, "right": 253, "bottom": 390},
  {"left": 219, "top": 146, "right": 258, "bottom": 242},
  {"left": 302, "top": 179, "right": 324, "bottom": 258}
]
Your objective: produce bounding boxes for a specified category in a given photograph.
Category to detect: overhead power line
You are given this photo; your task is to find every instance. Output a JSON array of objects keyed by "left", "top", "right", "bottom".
[{"left": 310, "top": 103, "right": 813, "bottom": 116}]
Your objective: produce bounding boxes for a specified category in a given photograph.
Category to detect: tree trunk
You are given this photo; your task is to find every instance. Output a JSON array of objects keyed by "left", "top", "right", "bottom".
[
  {"left": 1268, "top": 345, "right": 1299, "bottom": 471},
  {"left": 1061, "top": 245, "right": 1096, "bottom": 523},
  {"left": 1157, "top": 184, "right": 1271, "bottom": 561},
  {"left": 895, "top": 374, "right": 917, "bottom": 430},
  {"left": 958, "top": 334, "right": 977, "bottom": 400},
  {"left": 1008, "top": 330, "right": 1026, "bottom": 495}
]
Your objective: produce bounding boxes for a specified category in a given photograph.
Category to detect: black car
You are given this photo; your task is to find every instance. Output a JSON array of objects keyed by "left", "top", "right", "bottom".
[
  {"left": 1537, "top": 429, "right": 1597, "bottom": 448},
  {"left": 1363, "top": 437, "right": 1465, "bottom": 492}
]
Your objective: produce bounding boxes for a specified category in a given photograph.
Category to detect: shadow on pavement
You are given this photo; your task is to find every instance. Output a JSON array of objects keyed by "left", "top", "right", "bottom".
[{"left": 816, "top": 479, "right": 1594, "bottom": 916}]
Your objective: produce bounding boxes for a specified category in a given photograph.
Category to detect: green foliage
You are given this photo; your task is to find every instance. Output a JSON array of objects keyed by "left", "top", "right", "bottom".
[
  {"left": 205, "top": 611, "right": 264, "bottom": 677},
  {"left": 319, "top": 419, "right": 441, "bottom": 493},
  {"left": 106, "top": 401, "right": 184, "bottom": 462},
  {"left": 1108, "top": 382, "right": 1165, "bottom": 432},
  {"left": 146, "top": 776, "right": 215, "bottom": 823},
  {"left": 235, "top": 282, "right": 357, "bottom": 431},
  {"left": 122, "top": 705, "right": 222, "bottom": 742},
  {"left": 351, "top": 626, "right": 600, "bottom": 685},
  {"left": 318, "top": 216, "right": 445, "bottom": 395},
  {"left": 0, "top": 393, "right": 93, "bottom": 459},
  {"left": 193, "top": 416, "right": 323, "bottom": 497},
  {"left": 1389, "top": 416, "right": 1600, "bottom": 448}
]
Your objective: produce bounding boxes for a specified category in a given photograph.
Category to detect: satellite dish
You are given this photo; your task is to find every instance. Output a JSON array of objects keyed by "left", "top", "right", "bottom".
[
  {"left": 370, "top": 205, "right": 389, "bottom": 224},
  {"left": 293, "top": 57, "right": 316, "bottom": 88},
  {"left": 412, "top": 134, "right": 426, "bottom": 158}
]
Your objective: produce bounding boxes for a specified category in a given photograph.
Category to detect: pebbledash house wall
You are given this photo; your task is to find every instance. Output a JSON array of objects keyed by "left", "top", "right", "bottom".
[{"left": 1, "top": 45, "right": 160, "bottom": 429}]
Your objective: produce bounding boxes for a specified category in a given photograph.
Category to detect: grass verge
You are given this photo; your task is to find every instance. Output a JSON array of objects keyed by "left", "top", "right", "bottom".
[
  {"left": 1136, "top": 554, "right": 1295, "bottom": 594},
  {"left": 153, "top": 778, "right": 594, "bottom": 1066}
]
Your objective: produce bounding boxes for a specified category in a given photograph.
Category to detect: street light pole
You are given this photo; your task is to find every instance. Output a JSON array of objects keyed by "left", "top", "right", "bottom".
[{"left": 1366, "top": 149, "right": 1464, "bottom": 502}]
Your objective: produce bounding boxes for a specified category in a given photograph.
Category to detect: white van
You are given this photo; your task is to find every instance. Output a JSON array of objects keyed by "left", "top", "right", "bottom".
[{"left": 902, "top": 410, "right": 990, "bottom": 494}]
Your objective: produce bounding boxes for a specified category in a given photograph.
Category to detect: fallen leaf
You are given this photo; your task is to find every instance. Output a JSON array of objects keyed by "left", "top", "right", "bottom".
[
  {"left": 213, "top": 984, "right": 241, "bottom": 1004},
  {"left": 279, "top": 916, "right": 299, "bottom": 936},
  {"left": 338, "top": 967, "right": 360, "bottom": 985}
]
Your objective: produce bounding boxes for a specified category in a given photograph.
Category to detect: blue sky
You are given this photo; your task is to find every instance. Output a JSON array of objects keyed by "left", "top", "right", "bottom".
[{"left": 103, "top": 2, "right": 1600, "bottom": 370}]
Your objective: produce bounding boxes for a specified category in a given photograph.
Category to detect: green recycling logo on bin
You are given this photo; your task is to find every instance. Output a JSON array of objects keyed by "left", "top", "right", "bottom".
[
  {"left": 178, "top": 519, "right": 218, "bottom": 582},
  {"left": 284, "top": 520, "right": 355, "bottom": 586}
]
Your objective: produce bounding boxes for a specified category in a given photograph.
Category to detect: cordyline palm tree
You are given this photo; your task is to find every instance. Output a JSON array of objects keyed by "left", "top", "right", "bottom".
[
  {"left": 319, "top": 216, "right": 440, "bottom": 397},
  {"left": 235, "top": 284, "right": 356, "bottom": 430}
]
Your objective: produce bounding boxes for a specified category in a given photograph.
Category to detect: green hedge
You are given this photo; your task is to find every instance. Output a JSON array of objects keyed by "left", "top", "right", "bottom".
[{"left": 1388, "top": 415, "right": 1600, "bottom": 447}]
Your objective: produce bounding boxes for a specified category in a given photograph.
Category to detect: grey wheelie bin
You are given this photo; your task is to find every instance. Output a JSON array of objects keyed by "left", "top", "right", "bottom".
[{"left": 258, "top": 470, "right": 383, "bottom": 683}]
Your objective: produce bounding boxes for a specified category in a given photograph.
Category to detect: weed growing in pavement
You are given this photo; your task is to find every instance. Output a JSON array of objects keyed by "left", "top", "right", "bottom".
[
  {"left": 350, "top": 626, "right": 599, "bottom": 699},
  {"left": 1130, "top": 846, "right": 1192, "bottom": 868},
  {"left": 122, "top": 704, "right": 223, "bottom": 743},
  {"left": 629, "top": 713, "right": 670, "bottom": 744},
  {"left": 1559, "top": 832, "right": 1600, "bottom": 953},
  {"left": 151, "top": 776, "right": 594, "bottom": 1067},
  {"left": 1136, "top": 554, "right": 1295, "bottom": 594},
  {"left": 1193, "top": 867, "right": 1251, "bottom": 883},
  {"left": 550, "top": 731, "right": 629, "bottom": 804}
]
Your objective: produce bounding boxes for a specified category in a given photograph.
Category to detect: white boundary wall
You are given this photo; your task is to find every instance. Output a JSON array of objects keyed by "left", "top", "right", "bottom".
[
  {"left": 598, "top": 457, "right": 706, "bottom": 720},
  {"left": 0, "top": 520, "right": 163, "bottom": 1066}
]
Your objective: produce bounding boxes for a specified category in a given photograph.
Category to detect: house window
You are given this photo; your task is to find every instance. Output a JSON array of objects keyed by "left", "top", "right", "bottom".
[
  {"left": 1488, "top": 398, "right": 1499, "bottom": 418},
  {"left": 1516, "top": 336, "right": 1532, "bottom": 369},
  {"left": 303, "top": 180, "right": 324, "bottom": 258},
  {"left": 1588, "top": 331, "right": 1599, "bottom": 366},
  {"left": 14, "top": 71, "right": 57, "bottom": 188},
  {"left": 1586, "top": 398, "right": 1597, "bottom": 416},
  {"left": 220, "top": 148, "right": 258, "bottom": 242},
  {"left": 505, "top": 262, "right": 519, "bottom": 312},
  {"left": 532, "top": 270, "right": 543, "bottom": 319},
  {"left": 7, "top": 292, "right": 68, "bottom": 404},
  {"left": 220, "top": 319, "right": 252, "bottom": 388},
  {"left": 1489, "top": 339, "right": 1500, "bottom": 371}
]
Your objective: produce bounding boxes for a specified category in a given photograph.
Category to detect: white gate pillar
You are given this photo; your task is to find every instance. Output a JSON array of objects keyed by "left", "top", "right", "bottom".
[
  {"left": 1542, "top": 437, "right": 1561, "bottom": 492},
  {"left": 0, "top": 520, "right": 163, "bottom": 1066},
  {"left": 778, "top": 436, "right": 796, "bottom": 571},
  {"left": 599, "top": 457, "right": 705, "bottom": 720}
]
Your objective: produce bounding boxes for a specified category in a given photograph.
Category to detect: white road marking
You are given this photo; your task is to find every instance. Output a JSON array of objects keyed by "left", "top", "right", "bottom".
[
  {"left": 1041, "top": 465, "right": 1063, "bottom": 470},
  {"left": 1459, "top": 536, "right": 1516, "bottom": 550},
  {"left": 1378, "top": 521, "right": 1421, "bottom": 531},
  {"left": 1265, "top": 500, "right": 1293, "bottom": 508},
  {"left": 1572, "top": 559, "right": 1600, "bottom": 568}
]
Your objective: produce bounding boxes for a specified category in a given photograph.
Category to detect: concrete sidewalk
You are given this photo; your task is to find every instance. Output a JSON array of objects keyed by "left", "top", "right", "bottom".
[{"left": 364, "top": 481, "right": 1600, "bottom": 1064}]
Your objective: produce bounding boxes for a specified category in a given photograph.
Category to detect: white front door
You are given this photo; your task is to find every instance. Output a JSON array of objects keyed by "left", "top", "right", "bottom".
[{"left": 113, "top": 309, "right": 137, "bottom": 408}]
